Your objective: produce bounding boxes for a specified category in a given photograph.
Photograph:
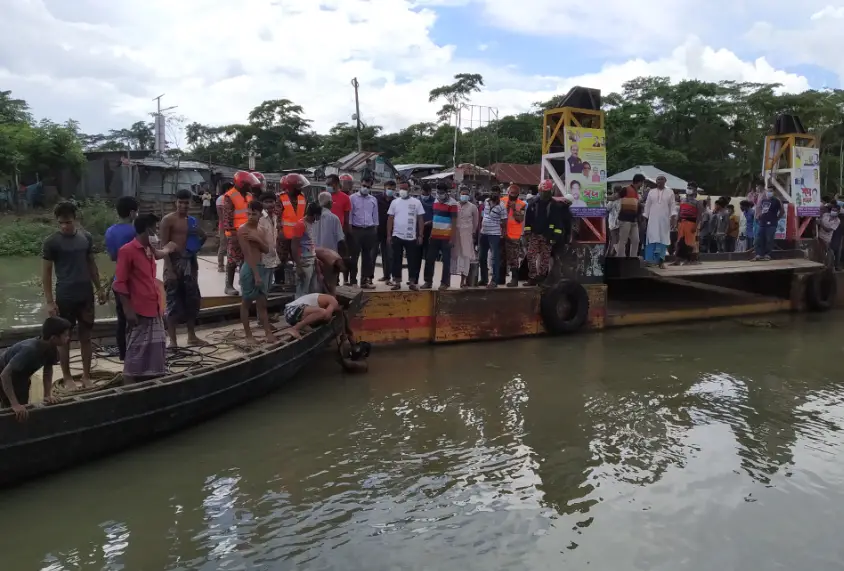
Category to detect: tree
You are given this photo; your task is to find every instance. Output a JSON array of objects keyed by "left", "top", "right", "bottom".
[{"left": 428, "top": 73, "right": 485, "bottom": 123}]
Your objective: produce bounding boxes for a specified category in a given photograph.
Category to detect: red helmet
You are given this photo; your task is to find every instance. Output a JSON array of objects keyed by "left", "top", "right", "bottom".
[
  {"left": 286, "top": 173, "right": 310, "bottom": 190},
  {"left": 233, "top": 170, "right": 260, "bottom": 191},
  {"left": 252, "top": 171, "right": 266, "bottom": 190},
  {"left": 339, "top": 173, "right": 353, "bottom": 182},
  {"left": 538, "top": 179, "right": 554, "bottom": 192}
]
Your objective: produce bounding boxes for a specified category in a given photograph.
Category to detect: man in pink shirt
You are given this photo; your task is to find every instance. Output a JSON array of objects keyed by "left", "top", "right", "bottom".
[{"left": 113, "top": 215, "right": 176, "bottom": 384}]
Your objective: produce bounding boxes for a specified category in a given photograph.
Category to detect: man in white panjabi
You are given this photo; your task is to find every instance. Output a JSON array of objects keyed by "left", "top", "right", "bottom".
[{"left": 643, "top": 175, "right": 677, "bottom": 268}]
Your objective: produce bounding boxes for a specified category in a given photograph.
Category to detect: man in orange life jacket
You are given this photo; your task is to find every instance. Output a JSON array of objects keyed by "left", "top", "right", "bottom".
[
  {"left": 499, "top": 183, "right": 527, "bottom": 287},
  {"left": 223, "top": 171, "right": 260, "bottom": 295},
  {"left": 277, "top": 173, "right": 309, "bottom": 284}
]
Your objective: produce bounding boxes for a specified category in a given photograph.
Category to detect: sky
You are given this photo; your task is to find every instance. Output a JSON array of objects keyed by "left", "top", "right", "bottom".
[{"left": 2, "top": 0, "right": 842, "bottom": 139}]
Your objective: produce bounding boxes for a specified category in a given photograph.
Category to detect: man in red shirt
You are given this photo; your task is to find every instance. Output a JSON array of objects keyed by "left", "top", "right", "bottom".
[
  {"left": 326, "top": 174, "right": 352, "bottom": 283},
  {"left": 113, "top": 215, "right": 177, "bottom": 384}
]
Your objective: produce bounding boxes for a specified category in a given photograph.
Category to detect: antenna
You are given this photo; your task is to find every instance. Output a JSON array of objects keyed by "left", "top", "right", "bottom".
[
  {"left": 152, "top": 94, "right": 178, "bottom": 154},
  {"left": 351, "top": 78, "right": 362, "bottom": 152}
]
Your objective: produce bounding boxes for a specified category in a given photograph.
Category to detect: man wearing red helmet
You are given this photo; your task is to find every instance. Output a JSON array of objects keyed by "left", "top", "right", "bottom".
[
  {"left": 277, "top": 173, "right": 309, "bottom": 285},
  {"left": 252, "top": 172, "right": 267, "bottom": 192},
  {"left": 223, "top": 171, "right": 260, "bottom": 295},
  {"left": 523, "top": 179, "right": 571, "bottom": 285}
]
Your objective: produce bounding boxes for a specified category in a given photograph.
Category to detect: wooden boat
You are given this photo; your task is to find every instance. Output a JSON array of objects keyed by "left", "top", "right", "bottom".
[{"left": 0, "top": 291, "right": 361, "bottom": 489}]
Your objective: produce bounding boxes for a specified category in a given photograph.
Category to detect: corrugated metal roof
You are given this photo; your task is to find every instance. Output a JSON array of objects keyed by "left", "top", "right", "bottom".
[
  {"left": 127, "top": 157, "right": 212, "bottom": 170},
  {"left": 607, "top": 165, "right": 688, "bottom": 190},
  {"left": 489, "top": 163, "right": 541, "bottom": 186},
  {"left": 421, "top": 171, "right": 455, "bottom": 180},
  {"left": 394, "top": 163, "right": 444, "bottom": 171},
  {"left": 333, "top": 151, "right": 382, "bottom": 171}
]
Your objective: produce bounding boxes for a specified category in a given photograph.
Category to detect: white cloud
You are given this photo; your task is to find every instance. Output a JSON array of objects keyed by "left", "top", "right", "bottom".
[{"left": 0, "top": 0, "right": 820, "bottom": 142}]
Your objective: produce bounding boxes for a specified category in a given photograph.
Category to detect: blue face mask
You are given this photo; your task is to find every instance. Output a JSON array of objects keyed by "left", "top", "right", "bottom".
[
  {"left": 386, "top": 189, "right": 394, "bottom": 197},
  {"left": 360, "top": 187, "right": 370, "bottom": 196},
  {"left": 459, "top": 194, "right": 469, "bottom": 203},
  {"left": 766, "top": 191, "right": 774, "bottom": 198}
]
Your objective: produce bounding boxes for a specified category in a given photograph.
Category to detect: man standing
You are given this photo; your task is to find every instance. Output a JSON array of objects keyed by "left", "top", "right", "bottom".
[
  {"left": 419, "top": 183, "right": 436, "bottom": 263},
  {"left": 1, "top": 317, "right": 71, "bottom": 421},
  {"left": 160, "top": 189, "right": 207, "bottom": 348},
  {"left": 387, "top": 187, "right": 424, "bottom": 291},
  {"left": 422, "top": 182, "right": 458, "bottom": 290},
  {"left": 524, "top": 180, "right": 570, "bottom": 284},
  {"left": 500, "top": 183, "right": 527, "bottom": 287},
  {"left": 223, "top": 171, "right": 259, "bottom": 295},
  {"left": 643, "top": 175, "right": 676, "bottom": 268},
  {"left": 201, "top": 187, "right": 212, "bottom": 220},
  {"left": 278, "top": 174, "right": 308, "bottom": 286},
  {"left": 452, "top": 186, "right": 479, "bottom": 288},
  {"left": 114, "top": 215, "right": 178, "bottom": 384},
  {"left": 313, "top": 191, "right": 346, "bottom": 252},
  {"left": 292, "top": 202, "right": 322, "bottom": 298},
  {"left": 42, "top": 201, "right": 103, "bottom": 390},
  {"left": 325, "top": 174, "right": 352, "bottom": 239},
  {"left": 348, "top": 178, "right": 379, "bottom": 289},
  {"left": 478, "top": 185, "right": 508, "bottom": 288},
  {"left": 259, "top": 192, "right": 282, "bottom": 285},
  {"left": 754, "top": 186, "right": 784, "bottom": 261},
  {"left": 238, "top": 202, "right": 277, "bottom": 345},
  {"left": 216, "top": 182, "right": 232, "bottom": 273},
  {"left": 615, "top": 175, "right": 644, "bottom": 258},
  {"left": 376, "top": 181, "right": 396, "bottom": 284},
  {"left": 105, "top": 196, "right": 140, "bottom": 361},
  {"left": 673, "top": 187, "right": 701, "bottom": 265}
]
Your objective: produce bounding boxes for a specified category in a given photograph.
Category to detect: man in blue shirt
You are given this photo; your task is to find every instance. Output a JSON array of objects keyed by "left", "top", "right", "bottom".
[
  {"left": 104, "top": 196, "right": 139, "bottom": 360},
  {"left": 419, "top": 182, "right": 435, "bottom": 276},
  {"left": 753, "top": 188, "right": 783, "bottom": 261}
]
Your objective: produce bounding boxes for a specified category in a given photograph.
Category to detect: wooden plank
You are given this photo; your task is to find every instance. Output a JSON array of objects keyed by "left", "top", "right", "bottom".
[
  {"left": 648, "top": 258, "right": 821, "bottom": 277},
  {"left": 434, "top": 288, "right": 540, "bottom": 342}
]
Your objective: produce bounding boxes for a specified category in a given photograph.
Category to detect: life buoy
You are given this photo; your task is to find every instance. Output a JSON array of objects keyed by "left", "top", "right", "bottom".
[
  {"left": 806, "top": 268, "right": 837, "bottom": 311},
  {"left": 540, "top": 280, "right": 589, "bottom": 334}
]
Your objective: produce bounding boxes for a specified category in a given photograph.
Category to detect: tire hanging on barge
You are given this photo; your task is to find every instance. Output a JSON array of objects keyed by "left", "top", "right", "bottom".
[
  {"left": 806, "top": 268, "right": 837, "bottom": 312},
  {"left": 540, "top": 280, "right": 590, "bottom": 334}
]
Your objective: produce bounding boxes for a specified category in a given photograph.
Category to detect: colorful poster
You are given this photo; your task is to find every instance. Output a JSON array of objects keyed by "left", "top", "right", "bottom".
[
  {"left": 564, "top": 127, "right": 607, "bottom": 217},
  {"left": 791, "top": 146, "right": 821, "bottom": 217}
]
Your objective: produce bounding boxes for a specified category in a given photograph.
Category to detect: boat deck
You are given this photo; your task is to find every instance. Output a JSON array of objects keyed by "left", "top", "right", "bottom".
[
  {"left": 647, "top": 258, "right": 822, "bottom": 277},
  {"left": 26, "top": 315, "right": 301, "bottom": 404}
]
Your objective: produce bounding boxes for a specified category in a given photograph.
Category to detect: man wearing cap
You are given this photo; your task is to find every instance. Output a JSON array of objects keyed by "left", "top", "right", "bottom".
[{"left": 643, "top": 175, "right": 677, "bottom": 268}]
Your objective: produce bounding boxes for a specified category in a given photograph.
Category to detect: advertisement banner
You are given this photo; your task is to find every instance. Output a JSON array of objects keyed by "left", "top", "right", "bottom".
[
  {"left": 564, "top": 126, "right": 607, "bottom": 217},
  {"left": 791, "top": 146, "right": 821, "bottom": 217}
]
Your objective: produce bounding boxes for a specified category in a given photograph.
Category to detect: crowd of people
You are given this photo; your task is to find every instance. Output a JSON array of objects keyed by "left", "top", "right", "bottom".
[{"left": 607, "top": 176, "right": 807, "bottom": 267}]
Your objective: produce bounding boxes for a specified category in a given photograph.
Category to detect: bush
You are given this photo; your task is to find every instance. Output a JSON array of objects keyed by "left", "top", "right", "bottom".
[{"left": 0, "top": 199, "right": 117, "bottom": 257}]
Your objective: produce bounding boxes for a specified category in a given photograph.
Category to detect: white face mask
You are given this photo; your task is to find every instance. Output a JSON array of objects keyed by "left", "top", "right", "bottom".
[
  {"left": 399, "top": 190, "right": 409, "bottom": 199},
  {"left": 360, "top": 187, "right": 370, "bottom": 195}
]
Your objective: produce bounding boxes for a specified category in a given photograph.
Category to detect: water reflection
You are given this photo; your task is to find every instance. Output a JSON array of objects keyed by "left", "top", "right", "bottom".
[{"left": 2, "top": 316, "right": 844, "bottom": 569}]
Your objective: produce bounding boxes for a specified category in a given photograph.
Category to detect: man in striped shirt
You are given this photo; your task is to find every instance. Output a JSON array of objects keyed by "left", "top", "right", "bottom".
[{"left": 422, "top": 182, "right": 458, "bottom": 290}]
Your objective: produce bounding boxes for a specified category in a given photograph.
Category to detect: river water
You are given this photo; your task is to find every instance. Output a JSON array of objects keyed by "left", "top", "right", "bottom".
[{"left": 2, "top": 316, "right": 844, "bottom": 570}]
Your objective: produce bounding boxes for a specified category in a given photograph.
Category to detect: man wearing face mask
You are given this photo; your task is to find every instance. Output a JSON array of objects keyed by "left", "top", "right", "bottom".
[
  {"left": 376, "top": 181, "right": 396, "bottom": 283},
  {"left": 419, "top": 183, "right": 436, "bottom": 263},
  {"left": 753, "top": 186, "right": 784, "bottom": 261},
  {"left": 387, "top": 187, "right": 425, "bottom": 290},
  {"left": 500, "top": 183, "right": 527, "bottom": 287},
  {"left": 478, "top": 185, "right": 509, "bottom": 288},
  {"left": 348, "top": 177, "right": 379, "bottom": 288},
  {"left": 524, "top": 179, "right": 570, "bottom": 285},
  {"left": 452, "top": 185, "right": 479, "bottom": 288},
  {"left": 325, "top": 174, "right": 352, "bottom": 238},
  {"left": 422, "top": 182, "right": 458, "bottom": 290},
  {"left": 672, "top": 185, "right": 701, "bottom": 265}
]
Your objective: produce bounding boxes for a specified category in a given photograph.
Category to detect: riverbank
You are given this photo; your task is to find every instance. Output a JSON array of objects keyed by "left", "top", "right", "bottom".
[{"left": 0, "top": 201, "right": 116, "bottom": 256}]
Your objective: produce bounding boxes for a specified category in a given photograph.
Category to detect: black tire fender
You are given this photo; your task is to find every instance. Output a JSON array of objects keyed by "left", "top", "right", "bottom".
[
  {"left": 540, "top": 280, "right": 590, "bottom": 334},
  {"left": 806, "top": 268, "right": 837, "bottom": 312}
]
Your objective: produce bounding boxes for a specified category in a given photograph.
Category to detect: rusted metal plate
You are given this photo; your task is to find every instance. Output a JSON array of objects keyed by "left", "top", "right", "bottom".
[
  {"left": 434, "top": 288, "right": 541, "bottom": 342},
  {"left": 351, "top": 291, "right": 435, "bottom": 344}
]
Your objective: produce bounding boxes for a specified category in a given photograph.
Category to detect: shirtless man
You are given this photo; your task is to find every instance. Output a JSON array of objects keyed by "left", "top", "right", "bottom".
[
  {"left": 159, "top": 189, "right": 207, "bottom": 347},
  {"left": 282, "top": 292, "right": 341, "bottom": 339},
  {"left": 238, "top": 201, "right": 277, "bottom": 345},
  {"left": 315, "top": 247, "right": 347, "bottom": 296}
]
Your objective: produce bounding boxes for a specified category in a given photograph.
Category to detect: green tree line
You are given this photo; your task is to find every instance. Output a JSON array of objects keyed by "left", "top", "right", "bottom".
[{"left": 3, "top": 75, "right": 844, "bottom": 196}]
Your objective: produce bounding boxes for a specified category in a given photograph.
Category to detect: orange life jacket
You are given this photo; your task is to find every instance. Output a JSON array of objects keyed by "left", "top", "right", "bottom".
[
  {"left": 280, "top": 192, "right": 306, "bottom": 239},
  {"left": 500, "top": 196, "right": 527, "bottom": 240},
  {"left": 224, "top": 188, "right": 253, "bottom": 237}
]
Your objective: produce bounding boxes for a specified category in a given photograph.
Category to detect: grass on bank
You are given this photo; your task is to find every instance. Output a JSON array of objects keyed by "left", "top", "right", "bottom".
[{"left": 0, "top": 200, "right": 117, "bottom": 257}]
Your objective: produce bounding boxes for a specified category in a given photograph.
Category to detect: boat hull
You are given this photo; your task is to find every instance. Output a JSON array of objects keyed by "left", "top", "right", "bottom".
[{"left": 0, "top": 316, "right": 341, "bottom": 489}]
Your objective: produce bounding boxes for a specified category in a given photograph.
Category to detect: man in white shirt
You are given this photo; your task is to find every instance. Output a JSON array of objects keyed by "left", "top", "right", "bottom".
[
  {"left": 386, "top": 189, "right": 424, "bottom": 291},
  {"left": 643, "top": 175, "right": 677, "bottom": 268}
]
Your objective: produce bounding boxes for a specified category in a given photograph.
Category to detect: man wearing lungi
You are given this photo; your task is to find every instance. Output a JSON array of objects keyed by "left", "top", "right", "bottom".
[
  {"left": 159, "top": 189, "right": 207, "bottom": 348},
  {"left": 113, "top": 215, "right": 178, "bottom": 384},
  {"left": 238, "top": 201, "right": 278, "bottom": 345}
]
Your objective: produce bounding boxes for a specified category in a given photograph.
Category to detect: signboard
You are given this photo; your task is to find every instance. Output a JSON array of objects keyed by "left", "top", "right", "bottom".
[
  {"left": 791, "top": 146, "right": 821, "bottom": 217},
  {"left": 564, "top": 126, "right": 607, "bottom": 217}
]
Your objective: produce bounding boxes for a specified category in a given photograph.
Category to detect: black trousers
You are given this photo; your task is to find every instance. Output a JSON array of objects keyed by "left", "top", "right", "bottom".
[
  {"left": 377, "top": 235, "right": 392, "bottom": 279},
  {"left": 391, "top": 238, "right": 421, "bottom": 283},
  {"left": 115, "top": 295, "right": 127, "bottom": 361},
  {"left": 350, "top": 226, "right": 378, "bottom": 282},
  {"left": 424, "top": 239, "right": 452, "bottom": 285}
]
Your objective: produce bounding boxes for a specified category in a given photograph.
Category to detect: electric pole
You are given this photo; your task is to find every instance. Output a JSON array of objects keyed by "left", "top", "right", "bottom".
[
  {"left": 152, "top": 94, "right": 177, "bottom": 155},
  {"left": 351, "top": 78, "right": 362, "bottom": 152}
]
